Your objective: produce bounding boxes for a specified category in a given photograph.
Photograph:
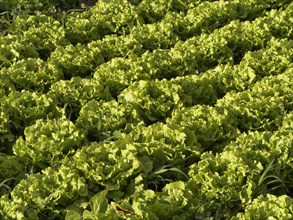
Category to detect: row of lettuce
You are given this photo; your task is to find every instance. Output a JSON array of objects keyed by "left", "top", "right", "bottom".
[
  {"left": 0, "top": 1, "right": 292, "bottom": 100},
  {"left": 0, "top": 0, "right": 291, "bottom": 69},
  {"left": 0, "top": 74, "right": 292, "bottom": 218},
  {"left": 0, "top": 58, "right": 292, "bottom": 219},
  {"left": 1, "top": 34, "right": 292, "bottom": 154},
  {"left": 0, "top": 0, "right": 293, "bottom": 219},
  {"left": 1, "top": 6, "right": 292, "bottom": 152}
]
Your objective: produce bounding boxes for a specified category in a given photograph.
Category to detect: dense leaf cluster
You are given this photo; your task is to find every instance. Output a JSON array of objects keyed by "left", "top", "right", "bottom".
[{"left": 0, "top": 0, "right": 292, "bottom": 219}]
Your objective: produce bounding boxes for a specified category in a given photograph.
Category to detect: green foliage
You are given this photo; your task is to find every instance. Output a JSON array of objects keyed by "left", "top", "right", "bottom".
[
  {"left": 216, "top": 70, "right": 293, "bottom": 131},
  {"left": 49, "top": 44, "right": 104, "bottom": 78},
  {"left": 76, "top": 99, "right": 141, "bottom": 141},
  {"left": 118, "top": 79, "right": 183, "bottom": 123},
  {"left": 0, "top": 0, "right": 292, "bottom": 219},
  {"left": 13, "top": 118, "right": 86, "bottom": 168},
  {"left": 1, "top": 91, "right": 63, "bottom": 130},
  {"left": 167, "top": 105, "right": 239, "bottom": 151},
  {"left": 0, "top": 154, "right": 34, "bottom": 196},
  {"left": 0, "top": 58, "right": 63, "bottom": 92},
  {"left": 47, "top": 77, "right": 113, "bottom": 120},
  {"left": 232, "top": 194, "right": 293, "bottom": 219}
]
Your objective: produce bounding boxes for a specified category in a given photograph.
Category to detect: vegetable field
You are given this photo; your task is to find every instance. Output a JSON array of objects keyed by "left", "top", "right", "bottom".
[{"left": 0, "top": 0, "right": 292, "bottom": 219}]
